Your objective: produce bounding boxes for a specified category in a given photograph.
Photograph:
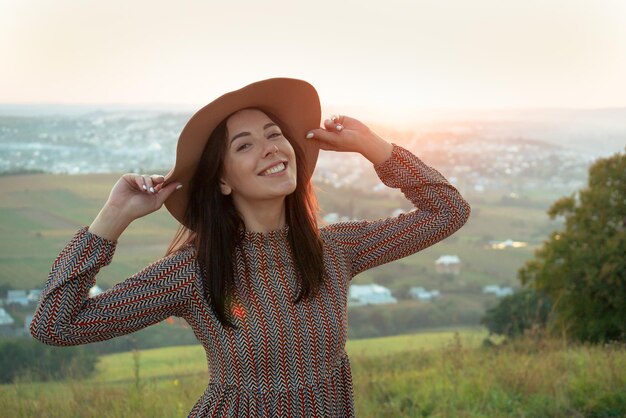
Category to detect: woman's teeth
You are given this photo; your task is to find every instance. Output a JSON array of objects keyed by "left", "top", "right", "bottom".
[{"left": 261, "top": 162, "right": 286, "bottom": 176}]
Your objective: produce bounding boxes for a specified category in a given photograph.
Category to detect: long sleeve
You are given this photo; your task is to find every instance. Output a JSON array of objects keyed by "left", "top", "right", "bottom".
[
  {"left": 30, "top": 226, "right": 198, "bottom": 346},
  {"left": 321, "top": 142, "right": 471, "bottom": 279}
]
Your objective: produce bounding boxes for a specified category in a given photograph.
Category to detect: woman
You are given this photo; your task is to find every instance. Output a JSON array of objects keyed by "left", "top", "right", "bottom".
[{"left": 30, "top": 77, "right": 471, "bottom": 417}]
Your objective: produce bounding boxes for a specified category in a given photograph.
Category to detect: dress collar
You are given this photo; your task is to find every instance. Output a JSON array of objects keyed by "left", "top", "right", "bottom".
[{"left": 238, "top": 223, "right": 290, "bottom": 243}]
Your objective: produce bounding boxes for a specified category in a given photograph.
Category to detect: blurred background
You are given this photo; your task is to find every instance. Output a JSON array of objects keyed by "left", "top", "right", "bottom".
[{"left": 1, "top": 1, "right": 624, "bottom": 416}]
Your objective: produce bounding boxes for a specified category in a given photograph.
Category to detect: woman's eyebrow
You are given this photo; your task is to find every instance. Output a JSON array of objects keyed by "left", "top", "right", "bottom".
[{"left": 230, "top": 122, "right": 278, "bottom": 145}]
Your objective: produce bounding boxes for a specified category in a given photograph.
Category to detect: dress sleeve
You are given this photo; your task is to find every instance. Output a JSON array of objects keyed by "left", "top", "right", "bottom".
[
  {"left": 321, "top": 143, "right": 471, "bottom": 279},
  {"left": 30, "top": 226, "right": 198, "bottom": 346}
]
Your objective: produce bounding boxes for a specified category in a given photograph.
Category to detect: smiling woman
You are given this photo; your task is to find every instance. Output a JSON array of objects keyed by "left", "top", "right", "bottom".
[
  {"left": 220, "top": 109, "right": 299, "bottom": 219},
  {"left": 29, "top": 77, "right": 471, "bottom": 417}
]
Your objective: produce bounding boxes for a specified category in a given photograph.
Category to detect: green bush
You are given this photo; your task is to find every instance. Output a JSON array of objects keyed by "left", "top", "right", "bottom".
[
  {"left": 480, "top": 287, "right": 552, "bottom": 338},
  {"left": 0, "top": 338, "right": 98, "bottom": 383},
  {"left": 348, "top": 299, "right": 484, "bottom": 339}
]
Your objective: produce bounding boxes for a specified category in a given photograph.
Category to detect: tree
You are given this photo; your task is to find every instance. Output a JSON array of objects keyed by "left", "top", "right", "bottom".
[
  {"left": 481, "top": 288, "right": 552, "bottom": 338},
  {"left": 518, "top": 148, "right": 626, "bottom": 343}
]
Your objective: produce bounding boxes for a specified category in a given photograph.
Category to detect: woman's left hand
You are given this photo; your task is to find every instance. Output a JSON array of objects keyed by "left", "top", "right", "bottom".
[{"left": 306, "top": 114, "right": 393, "bottom": 165}]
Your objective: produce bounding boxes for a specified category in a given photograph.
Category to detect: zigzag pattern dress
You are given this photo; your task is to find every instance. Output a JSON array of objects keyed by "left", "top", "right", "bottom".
[{"left": 30, "top": 143, "right": 471, "bottom": 417}]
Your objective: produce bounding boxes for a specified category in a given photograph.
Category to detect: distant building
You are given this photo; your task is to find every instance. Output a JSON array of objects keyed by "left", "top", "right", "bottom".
[
  {"left": 24, "top": 314, "right": 34, "bottom": 336},
  {"left": 482, "top": 285, "right": 514, "bottom": 297},
  {"left": 0, "top": 308, "right": 15, "bottom": 326},
  {"left": 435, "top": 255, "right": 461, "bottom": 275},
  {"left": 89, "top": 285, "right": 104, "bottom": 297},
  {"left": 322, "top": 213, "right": 353, "bottom": 224},
  {"left": 0, "top": 308, "right": 15, "bottom": 337},
  {"left": 488, "top": 239, "right": 528, "bottom": 250},
  {"left": 7, "top": 290, "right": 29, "bottom": 306},
  {"left": 27, "top": 289, "right": 42, "bottom": 303},
  {"left": 483, "top": 285, "right": 500, "bottom": 294},
  {"left": 408, "top": 287, "right": 441, "bottom": 301},
  {"left": 348, "top": 284, "right": 397, "bottom": 306}
]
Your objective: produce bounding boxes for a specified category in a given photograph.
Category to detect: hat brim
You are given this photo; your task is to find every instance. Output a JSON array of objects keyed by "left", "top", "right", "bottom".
[{"left": 163, "top": 77, "right": 322, "bottom": 228}]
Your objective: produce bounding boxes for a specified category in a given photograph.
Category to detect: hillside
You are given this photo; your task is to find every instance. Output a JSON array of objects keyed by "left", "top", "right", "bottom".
[
  {"left": 0, "top": 169, "right": 564, "bottom": 339},
  {"left": 2, "top": 328, "right": 624, "bottom": 417}
]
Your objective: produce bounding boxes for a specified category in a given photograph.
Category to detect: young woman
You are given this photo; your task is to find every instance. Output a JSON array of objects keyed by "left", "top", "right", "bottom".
[{"left": 30, "top": 77, "right": 471, "bottom": 417}]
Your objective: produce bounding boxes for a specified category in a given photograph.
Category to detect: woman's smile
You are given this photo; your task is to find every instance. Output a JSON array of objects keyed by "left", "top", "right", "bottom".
[
  {"left": 259, "top": 161, "right": 288, "bottom": 176},
  {"left": 220, "top": 108, "right": 298, "bottom": 204}
]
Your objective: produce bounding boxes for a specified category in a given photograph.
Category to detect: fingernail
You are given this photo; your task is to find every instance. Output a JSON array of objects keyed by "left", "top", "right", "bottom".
[
  {"left": 142, "top": 184, "right": 147, "bottom": 190},
  {"left": 176, "top": 184, "right": 183, "bottom": 190},
  {"left": 149, "top": 186, "right": 155, "bottom": 193},
  {"left": 336, "top": 124, "right": 343, "bottom": 131},
  {"left": 306, "top": 131, "right": 314, "bottom": 139}
]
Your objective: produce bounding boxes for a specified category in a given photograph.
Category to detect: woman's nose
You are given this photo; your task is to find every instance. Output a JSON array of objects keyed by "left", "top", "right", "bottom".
[{"left": 264, "top": 143, "right": 279, "bottom": 157}]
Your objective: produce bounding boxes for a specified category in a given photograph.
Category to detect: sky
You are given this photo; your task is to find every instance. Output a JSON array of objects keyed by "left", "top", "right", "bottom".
[{"left": 2, "top": 0, "right": 625, "bottom": 122}]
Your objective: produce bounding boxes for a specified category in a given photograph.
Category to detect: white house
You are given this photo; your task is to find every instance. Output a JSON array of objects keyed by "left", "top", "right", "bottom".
[
  {"left": 482, "top": 285, "right": 514, "bottom": 297},
  {"left": 435, "top": 255, "right": 461, "bottom": 275},
  {"left": 0, "top": 308, "right": 15, "bottom": 337},
  {"left": 0, "top": 308, "right": 14, "bottom": 326},
  {"left": 488, "top": 239, "right": 528, "bottom": 250},
  {"left": 496, "top": 287, "right": 514, "bottom": 297},
  {"left": 89, "top": 285, "right": 104, "bottom": 297},
  {"left": 322, "top": 213, "right": 353, "bottom": 224},
  {"left": 24, "top": 314, "right": 34, "bottom": 334},
  {"left": 27, "top": 289, "right": 42, "bottom": 303},
  {"left": 348, "top": 284, "right": 397, "bottom": 306},
  {"left": 408, "top": 287, "right": 441, "bottom": 301},
  {"left": 7, "top": 290, "right": 29, "bottom": 306},
  {"left": 483, "top": 285, "right": 500, "bottom": 294}
]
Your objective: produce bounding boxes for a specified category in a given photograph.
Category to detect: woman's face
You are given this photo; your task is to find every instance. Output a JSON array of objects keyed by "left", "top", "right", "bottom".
[{"left": 220, "top": 108, "right": 297, "bottom": 206}]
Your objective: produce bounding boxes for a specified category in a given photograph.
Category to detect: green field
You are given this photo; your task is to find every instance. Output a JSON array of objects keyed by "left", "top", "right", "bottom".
[
  {"left": 2, "top": 328, "right": 624, "bottom": 417},
  {"left": 0, "top": 172, "right": 568, "bottom": 339},
  {"left": 0, "top": 172, "right": 562, "bottom": 294}
]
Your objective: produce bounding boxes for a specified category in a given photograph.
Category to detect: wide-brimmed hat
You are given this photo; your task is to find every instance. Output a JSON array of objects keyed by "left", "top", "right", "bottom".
[{"left": 162, "top": 77, "right": 322, "bottom": 228}]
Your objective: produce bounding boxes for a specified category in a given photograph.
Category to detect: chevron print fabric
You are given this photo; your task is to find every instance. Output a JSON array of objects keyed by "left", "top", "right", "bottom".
[{"left": 30, "top": 143, "right": 470, "bottom": 417}]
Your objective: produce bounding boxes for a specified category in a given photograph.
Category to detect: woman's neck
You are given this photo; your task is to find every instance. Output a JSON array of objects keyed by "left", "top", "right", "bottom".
[{"left": 234, "top": 197, "right": 287, "bottom": 233}]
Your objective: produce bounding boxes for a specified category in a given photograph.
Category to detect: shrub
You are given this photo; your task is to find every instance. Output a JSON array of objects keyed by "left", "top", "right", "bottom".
[
  {"left": 0, "top": 338, "right": 98, "bottom": 383},
  {"left": 480, "top": 287, "right": 552, "bottom": 338}
]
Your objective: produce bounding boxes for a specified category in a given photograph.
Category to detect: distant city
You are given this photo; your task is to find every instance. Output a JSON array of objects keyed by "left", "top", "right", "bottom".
[{"left": 1, "top": 106, "right": 624, "bottom": 199}]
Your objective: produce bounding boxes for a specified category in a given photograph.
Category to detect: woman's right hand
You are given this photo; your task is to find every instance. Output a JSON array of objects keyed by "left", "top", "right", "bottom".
[
  {"left": 105, "top": 173, "right": 182, "bottom": 222},
  {"left": 88, "top": 174, "right": 182, "bottom": 242}
]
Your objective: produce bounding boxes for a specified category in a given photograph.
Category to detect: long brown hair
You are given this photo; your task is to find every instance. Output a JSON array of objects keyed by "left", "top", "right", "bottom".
[{"left": 164, "top": 107, "right": 325, "bottom": 328}]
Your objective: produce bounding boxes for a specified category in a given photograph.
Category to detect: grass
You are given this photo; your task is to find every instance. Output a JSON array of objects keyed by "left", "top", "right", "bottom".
[
  {"left": 358, "top": 334, "right": 626, "bottom": 418},
  {"left": 93, "top": 327, "right": 487, "bottom": 383},
  {"left": 1, "top": 171, "right": 559, "bottom": 291},
  {"left": 1, "top": 328, "right": 625, "bottom": 417}
]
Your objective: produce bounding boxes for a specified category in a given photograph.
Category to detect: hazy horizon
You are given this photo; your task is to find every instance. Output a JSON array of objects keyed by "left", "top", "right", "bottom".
[{"left": 3, "top": 0, "right": 625, "bottom": 112}]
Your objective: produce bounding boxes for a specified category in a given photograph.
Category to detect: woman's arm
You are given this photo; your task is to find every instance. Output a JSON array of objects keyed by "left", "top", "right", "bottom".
[
  {"left": 30, "top": 169, "right": 186, "bottom": 346},
  {"left": 321, "top": 142, "right": 471, "bottom": 278},
  {"left": 30, "top": 226, "right": 197, "bottom": 346},
  {"left": 310, "top": 115, "right": 471, "bottom": 279}
]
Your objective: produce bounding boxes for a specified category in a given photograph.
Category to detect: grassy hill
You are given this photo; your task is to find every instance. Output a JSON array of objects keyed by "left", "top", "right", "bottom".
[
  {"left": 0, "top": 172, "right": 562, "bottom": 293},
  {"left": 0, "top": 172, "right": 566, "bottom": 338},
  {"left": 2, "top": 328, "right": 624, "bottom": 417},
  {"left": 0, "top": 172, "right": 184, "bottom": 290}
]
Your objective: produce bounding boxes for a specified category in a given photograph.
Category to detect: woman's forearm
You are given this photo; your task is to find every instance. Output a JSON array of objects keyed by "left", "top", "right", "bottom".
[
  {"left": 360, "top": 133, "right": 394, "bottom": 166},
  {"left": 88, "top": 204, "right": 132, "bottom": 242}
]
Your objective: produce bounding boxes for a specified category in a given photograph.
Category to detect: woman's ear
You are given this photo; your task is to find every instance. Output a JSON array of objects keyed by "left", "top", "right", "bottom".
[{"left": 219, "top": 179, "right": 232, "bottom": 195}]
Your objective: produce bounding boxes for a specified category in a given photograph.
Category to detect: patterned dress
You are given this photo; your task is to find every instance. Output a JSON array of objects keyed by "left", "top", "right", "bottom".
[{"left": 30, "top": 143, "right": 470, "bottom": 417}]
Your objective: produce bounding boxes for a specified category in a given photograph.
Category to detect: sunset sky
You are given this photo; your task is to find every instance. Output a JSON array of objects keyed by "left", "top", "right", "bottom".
[{"left": 2, "top": 0, "right": 625, "bottom": 120}]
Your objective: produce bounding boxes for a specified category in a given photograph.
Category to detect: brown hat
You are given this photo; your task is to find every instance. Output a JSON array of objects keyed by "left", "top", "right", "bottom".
[{"left": 163, "top": 77, "right": 322, "bottom": 227}]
